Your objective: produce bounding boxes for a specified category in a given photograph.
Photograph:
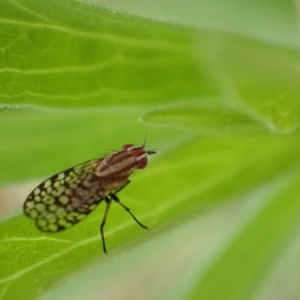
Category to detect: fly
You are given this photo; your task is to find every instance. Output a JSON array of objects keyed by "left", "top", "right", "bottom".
[{"left": 23, "top": 143, "right": 156, "bottom": 253}]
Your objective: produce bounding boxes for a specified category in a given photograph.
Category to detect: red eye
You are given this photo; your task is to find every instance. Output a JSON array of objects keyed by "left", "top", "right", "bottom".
[
  {"left": 122, "top": 144, "right": 134, "bottom": 150},
  {"left": 137, "top": 157, "right": 148, "bottom": 169}
]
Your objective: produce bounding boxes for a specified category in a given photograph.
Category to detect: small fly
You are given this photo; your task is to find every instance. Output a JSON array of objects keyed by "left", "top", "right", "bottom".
[{"left": 23, "top": 143, "right": 156, "bottom": 253}]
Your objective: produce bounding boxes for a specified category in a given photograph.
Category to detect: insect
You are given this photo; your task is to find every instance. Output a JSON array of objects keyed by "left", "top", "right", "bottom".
[{"left": 23, "top": 143, "right": 156, "bottom": 253}]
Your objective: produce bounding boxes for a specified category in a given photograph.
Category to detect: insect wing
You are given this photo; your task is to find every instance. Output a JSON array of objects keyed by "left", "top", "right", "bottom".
[{"left": 23, "top": 159, "right": 105, "bottom": 232}]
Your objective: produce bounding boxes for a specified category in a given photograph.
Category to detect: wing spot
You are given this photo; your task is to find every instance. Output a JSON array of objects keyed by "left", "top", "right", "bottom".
[
  {"left": 87, "top": 197, "right": 98, "bottom": 204},
  {"left": 67, "top": 212, "right": 79, "bottom": 222},
  {"left": 46, "top": 213, "right": 57, "bottom": 223},
  {"left": 34, "top": 188, "right": 41, "bottom": 195},
  {"left": 26, "top": 201, "right": 35, "bottom": 209},
  {"left": 43, "top": 196, "right": 55, "bottom": 205},
  {"left": 59, "top": 195, "right": 69, "bottom": 205},
  {"left": 29, "top": 209, "right": 38, "bottom": 219},
  {"left": 65, "top": 189, "right": 73, "bottom": 196},
  {"left": 56, "top": 207, "right": 67, "bottom": 218},
  {"left": 58, "top": 219, "right": 67, "bottom": 226},
  {"left": 54, "top": 181, "right": 61, "bottom": 188},
  {"left": 76, "top": 214, "right": 86, "bottom": 220},
  {"left": 52, "top": 186, "right": 65, "bottom": 197},
  {"left": 36, "top": 203, "right": 46, "bottom": 212},
  {"left": 37, "top": 219, "right": 47, "bottom": 229},
  {"left": 48, "top": 223, "right": 58, "bottom": 232},
  {"left": 58, "top": 219, "right": 72, "bottom": 228},
  {"left": 49, "top": 204, "right": 58, "bottom": 212},
  {"left": 44, "top": 180, "right": 52, "bottom": 188},
  {"left": 58, "top": 173, "right": 65, "bottom": 180},
  {"left": 89, "top": 204, "right": 97, "bottom": 211},
  {"left": 78, "top": 205, "right": 88, "bottom": 212},
  {"left": 71, "top": 197, "right": 81, "bottom": 207},
  {"left": 34, "top": 196, "right": 41, "bottom": 202}
]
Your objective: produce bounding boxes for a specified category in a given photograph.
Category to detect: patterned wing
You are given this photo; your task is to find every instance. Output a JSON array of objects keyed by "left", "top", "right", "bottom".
[{"left": 23, "top": 159, "right": 107, "bottom": 232}]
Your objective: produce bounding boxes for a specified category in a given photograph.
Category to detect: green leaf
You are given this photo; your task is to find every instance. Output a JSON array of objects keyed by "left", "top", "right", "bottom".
[
  {"left": 0, "top": 0, "right": 212, "bottom": 107},
  {"left": 142, "top": 102, "right": 269, "bottom": 134},
  {"left": 1, "top": 0, "right": 300, "bottom": 299}
]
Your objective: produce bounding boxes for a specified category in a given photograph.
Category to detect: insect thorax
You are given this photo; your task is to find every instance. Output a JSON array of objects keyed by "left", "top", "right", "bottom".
[{"left": 95, "top": 151, "right": 137, "bottom": 180}]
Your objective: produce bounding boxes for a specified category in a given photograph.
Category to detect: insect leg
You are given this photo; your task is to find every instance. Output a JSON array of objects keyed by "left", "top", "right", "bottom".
[
  {"left": 109, "top": 193, "right": 148, "bottom": 230},
  {"left": 100, "top": 197, "right": 111, "bottom": 253}
]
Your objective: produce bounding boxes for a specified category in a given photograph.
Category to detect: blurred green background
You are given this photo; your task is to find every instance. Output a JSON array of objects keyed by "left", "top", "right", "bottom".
[{"left": 0, "top": 0, "right": 300, "bottom": 299}]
